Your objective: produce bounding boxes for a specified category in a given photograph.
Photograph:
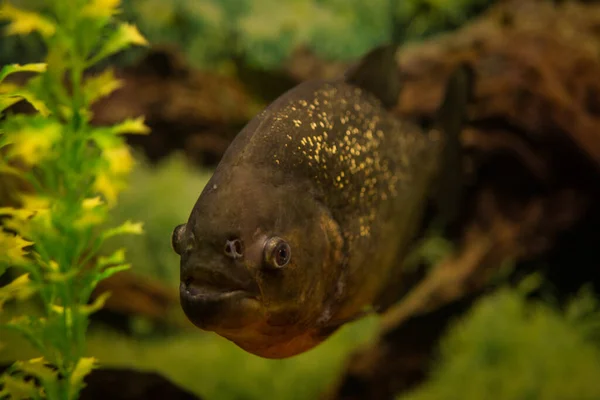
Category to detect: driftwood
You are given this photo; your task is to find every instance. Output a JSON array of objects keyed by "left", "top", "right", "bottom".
[
  {"left": 91, "top": 47, "right": 263, "bottom": 166},
  {"left": 326, "top": 0, "right": 600, "bottom": 398},
  {"left": 89, "top": 270, "right": 184, "bottom": 334}
]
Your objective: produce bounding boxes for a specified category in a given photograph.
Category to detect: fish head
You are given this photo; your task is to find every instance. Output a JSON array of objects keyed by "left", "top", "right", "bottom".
[{"left": 172, "top": 158, "right": 343, "bottom": 358}]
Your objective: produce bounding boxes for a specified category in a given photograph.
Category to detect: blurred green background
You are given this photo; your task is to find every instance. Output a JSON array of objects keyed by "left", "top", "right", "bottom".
[{"left": 0, "top": 0, "right": 492, "bottom": 70}]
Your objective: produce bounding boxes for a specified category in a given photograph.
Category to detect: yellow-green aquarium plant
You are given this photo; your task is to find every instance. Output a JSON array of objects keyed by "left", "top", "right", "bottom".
[{"left": 0, "top": 1, "right": 148, "bottom": 398}]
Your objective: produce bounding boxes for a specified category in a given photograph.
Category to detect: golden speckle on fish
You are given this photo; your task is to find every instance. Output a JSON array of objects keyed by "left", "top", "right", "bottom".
[{"left": 265, "top": 84, "right": 420, "bottom": 243}]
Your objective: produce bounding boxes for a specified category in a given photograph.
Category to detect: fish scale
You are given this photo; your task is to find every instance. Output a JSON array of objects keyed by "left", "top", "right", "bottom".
[{"left": 246, "top": 82, "right": 442, "bottom": 243}]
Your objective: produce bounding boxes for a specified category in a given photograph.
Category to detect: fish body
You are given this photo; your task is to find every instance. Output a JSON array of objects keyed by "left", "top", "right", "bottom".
[{"left": 172, "top": 45, "right": 471, "bottom": 359}]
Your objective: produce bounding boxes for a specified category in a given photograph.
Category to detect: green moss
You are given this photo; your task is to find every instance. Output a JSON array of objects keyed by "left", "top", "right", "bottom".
[{"left": 401, "top": 288, "right": 600, "bottom": 400}]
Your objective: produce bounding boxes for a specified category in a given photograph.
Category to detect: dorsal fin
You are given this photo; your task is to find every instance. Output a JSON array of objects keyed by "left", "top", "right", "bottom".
[
  {"left": 344, "top": 44, "right": 400, "bottom": 109},
  {"left": 343, "top": 1, "right": 407, "bottom": 109}
]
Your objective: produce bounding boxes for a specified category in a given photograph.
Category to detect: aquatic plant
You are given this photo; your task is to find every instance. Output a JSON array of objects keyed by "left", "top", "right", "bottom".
[
  {"left": 0, "top": 0, "right": 148, "bottom": 398},
  {"left": 401, "top": 284, "right": 600, "bottom": 400},
  {"left": 101, "top": 153, "right": 212, "bottom": 286}
]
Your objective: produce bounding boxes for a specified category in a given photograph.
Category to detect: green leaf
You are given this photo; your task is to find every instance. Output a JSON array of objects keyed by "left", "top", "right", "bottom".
[
  {"left": 88, "top": 23, "right": 148, "bottom": 66},
  {"left": 49, "top": 304, "right": 73, "bottom": 329},
  {"left": 69, "top": 357, "right": 97, "bottom": 399},
  {"left": 82, "top": 68, "right": 123, "bottom": 106},
  {"left": 89, "top": 127, "right": 120, "bottom": 150},
  {"left": 2, "top": 316, "right": 45, "bottom": 354},
  {"left": 0, "top": 374, "right": 41, "bottom": 400},
  {"left": 111, "top": 116, "right": 150, "bottom": 135},
  {"left": 101, "top": 220, "right": 144, "bottom": 241},
  {"left": 4, "top": 316, "right": 39, "bottom": 337},
  {"left": 42, "top": 47, "right": 70, "bottom": 107},
  {"left": 81, "top": 0, "right": 121, "bottom": 18},
  {"left": 0, "top": 274, "right": 37, "bottom": 311},
  {"left": 74, "top": 196, "right": 109, "bottom": 229},
  {"left": 0, "top": 81, "right": 19, "bottom": 93},
  {"left": 0, "top": 63, "right": 47, "bottom": 84},
  {"left": 2, "top": 116, "right": 61, "bottom": 165},
  {"left": 96, "top": 263, "right": 130, "bottom": 281},
  {"left": 97, "top": 248, "right": 126, "bottom": 268},
  {"left": 0, "top": 95, "right": 22, "bottom": 114},
  {"left": 14, "top": 358, "right": 58, "bottom": 388},
  {"left": 0, "top": 3, "right": 56, "bottom": 38},
  {"left": 45, "top": 269, "right": 79, "bottom": 283},
  {"left": 80, "top": 291, "right": 111, "bottom": 315},
  {"left": 0, "top": 229, "right": 33, "bottom": 268},
  {"left": 0, "top": 206, "right": 36, "bottom": 220},
  {"left": 85, "top": 263, "right": 130, "bottom": 296},
  {"left": 90, "top": 250, "right": 131, "bottom": 292},
  {"left": 6, "top": 89, "right": 50, "bottom": 116},
  {"left": 0, "top": 164, "right": 23, "bottom": 177}
]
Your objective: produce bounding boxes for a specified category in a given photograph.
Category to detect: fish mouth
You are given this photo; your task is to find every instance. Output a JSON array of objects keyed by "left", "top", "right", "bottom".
[
  {"left": 179, "top": 267, "right": 262, "bottom": 330},
  {"left": 179, "top": 281, "right": 255, "bottom": 306}
]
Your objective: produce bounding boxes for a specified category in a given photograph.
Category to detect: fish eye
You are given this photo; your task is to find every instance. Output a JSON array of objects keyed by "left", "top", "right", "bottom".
[
  {"left": 264, "top": 237, "right": 291, "bottom": 268},
  {"left": 224, "top": 239, "right": 244, "bottom": 259},
  {"left": 171, "top": 224, "right": 186, "bottom": 255}
]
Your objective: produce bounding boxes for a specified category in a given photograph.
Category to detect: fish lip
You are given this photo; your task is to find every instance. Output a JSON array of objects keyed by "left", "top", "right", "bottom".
[
  {"left": 178, "top": 263, "right": 261, "bottom": 311},
  {"left": 179, "top": 281, "right": 255, "bottom": 302},
  {"left": 179, "top": 281, "right": 261, "bottom": 330},
  {"left": 179, "top": 260, "right": 261, "bottom": 329}
]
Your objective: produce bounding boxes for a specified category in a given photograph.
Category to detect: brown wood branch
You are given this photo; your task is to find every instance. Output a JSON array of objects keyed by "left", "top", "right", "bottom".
[
  {"left": 379, "top": 230, "right": 494, "bottom": 335},
  {"left": 327, "top": 184, "right": 589, "bottom": 399},
  {"left": 92, "top": 271, "right": 179, "bottom": 322},
  {"left": 327, "top": 1, "right": 600, "bottom": 398}
]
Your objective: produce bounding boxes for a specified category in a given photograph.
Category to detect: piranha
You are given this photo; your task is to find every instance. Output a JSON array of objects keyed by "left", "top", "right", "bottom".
[{"left": 171, "top": 43, "right": 472, "bottom": 359}]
